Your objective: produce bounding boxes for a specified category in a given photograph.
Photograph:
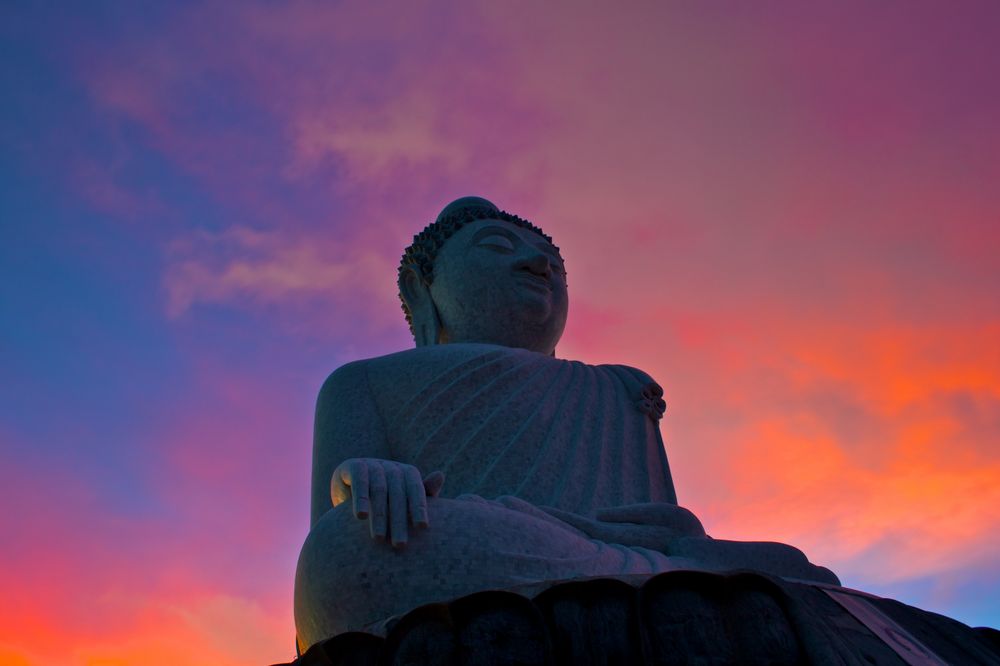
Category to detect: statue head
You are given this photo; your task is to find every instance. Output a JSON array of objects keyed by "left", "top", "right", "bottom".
[{"left": 398, "top": 196, "right": 568, "bottom": 355}]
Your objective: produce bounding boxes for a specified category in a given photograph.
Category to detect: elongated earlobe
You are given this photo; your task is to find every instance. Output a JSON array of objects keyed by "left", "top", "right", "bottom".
[{"left": 399, "top": 267, "right": 443, "bottom": 347}]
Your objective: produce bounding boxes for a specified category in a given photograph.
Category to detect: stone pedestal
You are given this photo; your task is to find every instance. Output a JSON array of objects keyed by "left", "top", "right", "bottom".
[{"left": 273, "top": 570, "right": 1000, "bottom": 665}]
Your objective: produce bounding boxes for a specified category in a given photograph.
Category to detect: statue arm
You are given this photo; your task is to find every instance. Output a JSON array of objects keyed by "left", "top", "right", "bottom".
[{"left": 309, "top": 360, "right": 391, "bottom": 528}]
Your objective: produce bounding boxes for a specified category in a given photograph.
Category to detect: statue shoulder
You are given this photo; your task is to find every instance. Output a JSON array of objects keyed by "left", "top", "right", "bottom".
[
  {"left": 317, "top": 358, "right": 376, "bottom": 409},
  {"left": 318, "top": 345, "right": 497, "bottom": 408},
  {"left": 590, "top": 361, "right": 659, "bottom": 386},
  {"left": 596, "top": 362, "right": 666, "bottom": 421}
]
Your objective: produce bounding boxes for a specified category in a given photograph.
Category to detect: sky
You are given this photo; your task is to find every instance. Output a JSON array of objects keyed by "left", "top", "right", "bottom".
[{"left": 1, "top": 1, "right": 998, "bottom": 664}]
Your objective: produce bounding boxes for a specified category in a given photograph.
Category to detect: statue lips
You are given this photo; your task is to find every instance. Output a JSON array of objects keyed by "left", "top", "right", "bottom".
[{"left": 515, "top": 271, "right": 552, "bottom": 294}]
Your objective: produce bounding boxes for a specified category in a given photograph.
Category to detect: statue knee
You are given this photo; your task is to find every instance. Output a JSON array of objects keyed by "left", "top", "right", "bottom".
[{"left": 669, "top": 536, "right": 839, "bottom": 585}]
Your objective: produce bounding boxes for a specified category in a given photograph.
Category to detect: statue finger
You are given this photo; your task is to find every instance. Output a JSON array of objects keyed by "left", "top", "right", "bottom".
[
  {"left": 422, "top": 470, "right": 445, "bottom": 498},
  {"left": 386, "top": 464, "right": 408, "bottom": 547},
  {"left": 330, "top": 464, "right": 351, "bottom": 508},
  {"left": 348, "top": 459, "right": 370, "bottom": 519},
  {"left": 404, "top": 465, "right": 428, "bottom": 528},
  {"left": 368, "top": 463, "right": 388, "bottom": 541}
]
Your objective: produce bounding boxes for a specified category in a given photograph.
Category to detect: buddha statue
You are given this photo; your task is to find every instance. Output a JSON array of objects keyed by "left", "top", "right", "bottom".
[{"left": 293, "top": 197, "right": 838, "bottom": 652}]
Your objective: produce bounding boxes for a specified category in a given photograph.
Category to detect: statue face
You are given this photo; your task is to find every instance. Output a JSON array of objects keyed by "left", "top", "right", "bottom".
[{"left": 429, "top": 218, "right": 568, "bottom": 354}]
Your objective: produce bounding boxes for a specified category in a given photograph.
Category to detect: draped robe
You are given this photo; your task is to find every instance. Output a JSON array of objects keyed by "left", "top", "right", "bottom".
[
  {"left": 368, "top": 343, "right": 676, "bottom": 512},
  {"left": 295, "top": 344, "right": 836, "bottom": 648}
]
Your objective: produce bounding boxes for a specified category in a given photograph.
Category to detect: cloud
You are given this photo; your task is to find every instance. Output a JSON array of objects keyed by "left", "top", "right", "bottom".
[
  {"left": 0, "top": 418, "right": 296, "bottom": 666},
  {"left": 69, "top": 157, "right": 166, "bottom": 222},
  {"left": 563, "top": 302, "right": 1000, "bottom": 587},
  {"left": 163, "top": 226, "right": 398, "bottom": 323},
  {"left": 73, "top": 594, "right": 291, "bottom": 666},
  {"left": 290, "top": 89, "right": 466, "bottom": 179},
  {"left": 10, "top": 2, "right": 998, "bottom": 652},
  {"left": 571, "top": 272, "right": 997, "bottom": 591},
  {"left": 709, "top": 416, "right": 1000, "bottom": 581}
]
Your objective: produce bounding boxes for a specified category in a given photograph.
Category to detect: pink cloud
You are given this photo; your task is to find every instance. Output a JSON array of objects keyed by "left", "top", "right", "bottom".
[
  {"left": 163, "top": 226, "right": 399, "bottom": 329},
  {"left": 0, "top": 443, "right": 290, "bottom": 665},
  {"left": 69, "top": 157, "right": 166, "bottom": 222}
]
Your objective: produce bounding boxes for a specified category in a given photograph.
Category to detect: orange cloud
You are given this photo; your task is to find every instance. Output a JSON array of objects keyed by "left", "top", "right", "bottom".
[
  {"left": 0, "top": 425, "right": 297, "bottom": 666},
  {"left": 71, "top": 594, "right": 291, "bottom": 666},
  {"left": 0, "top": 589, "right": 290, "bottom": 666},
  {"left": 567, "top": 312, "right": 1000, "bottom": 586},
  {"left": 711, "top": 417, "right": 1000, "bottom": 580}
]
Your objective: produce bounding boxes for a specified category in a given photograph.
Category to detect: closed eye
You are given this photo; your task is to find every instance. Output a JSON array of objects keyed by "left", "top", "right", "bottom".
[{"left": 476, "top": 234, "right": 516, "bottom": 252}]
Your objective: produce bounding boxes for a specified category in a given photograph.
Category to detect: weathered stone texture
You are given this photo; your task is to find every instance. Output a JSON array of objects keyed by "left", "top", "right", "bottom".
[{"left": 277, "top": 571, "right": 1000, "bottom": 665}]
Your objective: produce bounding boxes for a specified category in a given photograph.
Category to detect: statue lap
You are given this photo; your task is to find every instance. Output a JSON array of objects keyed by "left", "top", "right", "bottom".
[
  {"left": 295, "top": 493, "right": 838, "bottom": 649},
  {"left": 294, "top": 495, "right": 672, "bottom": 647}
]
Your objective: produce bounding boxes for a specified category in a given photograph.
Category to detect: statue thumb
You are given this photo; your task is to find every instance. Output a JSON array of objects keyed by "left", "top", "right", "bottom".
[{"left": 422, "top": 470, "right": 445, "bottom": 498}]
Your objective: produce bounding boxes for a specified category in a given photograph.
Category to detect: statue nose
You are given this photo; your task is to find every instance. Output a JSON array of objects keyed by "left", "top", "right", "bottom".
[{"left": 515, "top": 251, "right": 551, "bottom": 277}]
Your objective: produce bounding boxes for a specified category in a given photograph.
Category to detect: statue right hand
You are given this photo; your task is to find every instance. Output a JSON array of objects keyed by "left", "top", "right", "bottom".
[{"left": 330, "top": 458, "right": 445, "bottom": 548}]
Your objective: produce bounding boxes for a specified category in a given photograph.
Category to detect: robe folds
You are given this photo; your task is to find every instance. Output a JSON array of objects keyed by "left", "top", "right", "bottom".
[
  {"left": 295, "top": 344, "right": 839, "bottom": 649},
  {"left": 366, "top": 343, "right": 677, "bottom": 513},
  {"left": 295, "top": 344, "right": 837, "bottom": 649},
  {"left": 295, "top": 344, "right": 686, "bottom": 646}
]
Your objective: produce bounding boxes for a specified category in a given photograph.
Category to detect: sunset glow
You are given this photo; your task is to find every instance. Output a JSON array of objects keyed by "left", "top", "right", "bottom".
[{"left": 2, "top": 2, "right": 999, "bottom": 664}]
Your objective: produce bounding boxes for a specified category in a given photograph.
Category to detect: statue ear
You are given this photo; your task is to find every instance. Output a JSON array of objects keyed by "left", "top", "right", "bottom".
[{"left": 399, "top": 267, "right": 444, "bottom": 347}]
